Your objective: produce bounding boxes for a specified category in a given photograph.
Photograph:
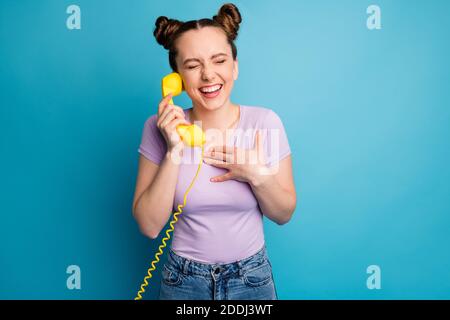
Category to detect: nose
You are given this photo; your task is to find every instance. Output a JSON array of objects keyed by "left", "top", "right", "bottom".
[{"left": 201, "top": 65, "right": 216, "bottom": 82}]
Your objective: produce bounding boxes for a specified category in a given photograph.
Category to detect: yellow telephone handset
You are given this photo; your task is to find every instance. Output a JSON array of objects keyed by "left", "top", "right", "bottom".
[
  {"left": 162, "top": 73, "right": 205, "bottom": 147},
  {"left": 134, "top": 73, "right": 206, "bottom": 300}
]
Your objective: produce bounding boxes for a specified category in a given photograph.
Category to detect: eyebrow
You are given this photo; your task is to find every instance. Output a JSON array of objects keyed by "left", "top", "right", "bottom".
[{"left": 183, "top": 53, "right": 228, "bottom": 65}]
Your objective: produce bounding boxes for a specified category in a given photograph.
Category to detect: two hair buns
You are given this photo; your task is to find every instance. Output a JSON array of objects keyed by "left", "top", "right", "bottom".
[{"left": 154, "top": 3, "right": 242, "bottom": 50}]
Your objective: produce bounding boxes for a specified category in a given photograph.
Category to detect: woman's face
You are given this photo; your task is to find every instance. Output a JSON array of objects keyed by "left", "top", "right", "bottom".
[{"left": 174, "top": 26, "right": 238, "bottom": 111}]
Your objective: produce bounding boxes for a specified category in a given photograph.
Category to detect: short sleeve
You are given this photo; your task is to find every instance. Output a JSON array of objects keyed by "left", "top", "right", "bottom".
[
  {"left": 137, "top": 115, "right": 167, "bottom": 165},
  {"left": 261, "top": 109, "right": 291, "bottom": 168}
]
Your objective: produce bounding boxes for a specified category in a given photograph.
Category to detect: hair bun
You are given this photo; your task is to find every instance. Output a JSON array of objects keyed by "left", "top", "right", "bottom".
[
  {"left": 153, "top": 16, "right": 183, "bottom": 50},
  {"left": 213, "top": 3, "right": 242, "bottom": 41}
]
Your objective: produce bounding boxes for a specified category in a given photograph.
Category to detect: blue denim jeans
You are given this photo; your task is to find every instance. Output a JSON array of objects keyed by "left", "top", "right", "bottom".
[{"left": 159, "top": 245, "right": 278, "bottom": 300}]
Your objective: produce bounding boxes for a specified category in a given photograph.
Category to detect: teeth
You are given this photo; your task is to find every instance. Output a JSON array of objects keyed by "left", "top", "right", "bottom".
[{"left": 200, "top": 84, "right": 222, "bottom": 93}]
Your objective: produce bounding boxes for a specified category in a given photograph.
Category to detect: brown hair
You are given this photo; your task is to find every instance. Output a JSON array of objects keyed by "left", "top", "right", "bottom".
[{"left": 153, "top": 3, "right": 242, "bottom": 72}]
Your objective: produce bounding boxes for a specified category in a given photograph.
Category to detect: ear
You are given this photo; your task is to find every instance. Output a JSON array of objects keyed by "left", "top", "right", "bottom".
[{"left": 233, "top": 58, "right": 239, "bottom": 81}]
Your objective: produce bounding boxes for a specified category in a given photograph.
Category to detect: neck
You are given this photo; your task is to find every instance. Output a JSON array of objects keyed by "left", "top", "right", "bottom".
[{"left": 190, "top": 99, "right": 239, "bottom": 132}]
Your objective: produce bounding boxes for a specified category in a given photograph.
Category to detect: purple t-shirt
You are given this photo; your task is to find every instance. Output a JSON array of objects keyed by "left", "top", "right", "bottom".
[{"left": 137, "top": 105, "right": 291, "bottom": 263}]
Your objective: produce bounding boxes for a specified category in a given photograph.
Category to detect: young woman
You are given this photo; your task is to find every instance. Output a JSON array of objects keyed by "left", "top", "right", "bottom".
[{"left": 133, "top": 3, "right": 296, "bottom": 300}]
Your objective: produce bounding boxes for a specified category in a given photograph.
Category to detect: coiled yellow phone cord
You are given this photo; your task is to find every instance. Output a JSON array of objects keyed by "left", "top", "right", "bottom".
[{"left": 134, "top": 144, "right": 204, "bottom": 300}]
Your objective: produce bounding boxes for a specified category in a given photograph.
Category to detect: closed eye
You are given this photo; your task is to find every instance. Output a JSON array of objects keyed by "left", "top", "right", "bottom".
[{"left": 187, "top": 60, "right": 225, "bottom": 69}]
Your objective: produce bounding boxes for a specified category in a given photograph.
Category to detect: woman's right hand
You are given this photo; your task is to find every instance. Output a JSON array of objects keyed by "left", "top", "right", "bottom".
[{"left": 157, "top": 93, "right": 191, "bottom": 153}]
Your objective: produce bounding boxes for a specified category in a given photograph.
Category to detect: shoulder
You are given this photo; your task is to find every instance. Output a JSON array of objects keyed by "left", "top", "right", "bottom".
[
  {"left": 141, "top": 113, "right": 165, "bottom": 144},
  {"left": 138, "top": 113, "right": 166, "bottom": 164},
  {"left": 144, "top": 113, "right": 158, "bottom": 127},
  {"left": 142, "top": 113, "right": 162, "bottom": 136}
]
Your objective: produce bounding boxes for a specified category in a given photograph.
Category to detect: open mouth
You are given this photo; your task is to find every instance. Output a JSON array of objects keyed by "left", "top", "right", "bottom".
[{"left": 199, "top": 84, "right": 223, "bottom": 98}]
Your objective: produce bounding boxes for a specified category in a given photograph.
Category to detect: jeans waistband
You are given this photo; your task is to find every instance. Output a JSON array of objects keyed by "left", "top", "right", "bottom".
[{"left": 167, "top": 245, "right": 268, "bottom": 278}]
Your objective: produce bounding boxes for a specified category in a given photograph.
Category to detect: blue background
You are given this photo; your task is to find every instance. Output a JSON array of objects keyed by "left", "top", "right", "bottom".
[{"left": 1, "top": 0, "right": 449, "bottom": 299}]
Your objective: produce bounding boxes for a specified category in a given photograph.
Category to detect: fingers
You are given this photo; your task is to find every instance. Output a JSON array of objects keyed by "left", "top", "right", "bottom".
[
  {"left": 158, "top": 105, "right": 186, "bottom": 127},
  {"left": 204, "top": 150, "right": 234, "bottom": 163},
  {"left": 158, "top": 96, "right": 185, "bottom": 120},
  {"left": 208, "top": 145, "right": 236, "bottom": 154},
  {"left": 210, "top": 172, "right": 233, "bottom": 182},
  {"left": 207, "top": 129, "right": 264, "bottom": 154},
  {"left": 158, "top": 93, "right": 187, "bottom": 120},
  {"left": 205, "top": 145, "right": 238, "bottom": 163},
  {"left": 158, "top": 102, "right": 189, "bottom": 128},
  {"left": 159, "top": 108, "right": 189, "bottom": 129},
  {"left": 166, "top": 117, "right": 191, "bottom": 132},
  {"left": 203, "top": 158, "right": 229, "bottom": 169},
  {"left": 158, "top": 93, "right": 173, "bottom": 115}
]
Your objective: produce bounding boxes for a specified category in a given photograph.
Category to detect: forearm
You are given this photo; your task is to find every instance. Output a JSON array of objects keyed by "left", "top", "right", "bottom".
[
  {"left": 249, "top": 168, "right": 296, "bottom": 225},
  {"left": 134, "top": 151, "right": 181, "bottom": 238}
]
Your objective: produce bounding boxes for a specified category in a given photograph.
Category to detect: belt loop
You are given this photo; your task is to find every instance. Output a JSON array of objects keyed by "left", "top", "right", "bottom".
[{"left": 182, "top": 258, "right": 190, "bottom": 275}]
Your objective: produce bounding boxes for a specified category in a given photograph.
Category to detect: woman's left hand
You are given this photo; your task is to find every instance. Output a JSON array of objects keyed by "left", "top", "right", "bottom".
[{"left": 202, "top": 130, "right": 268, "bottom": 184}]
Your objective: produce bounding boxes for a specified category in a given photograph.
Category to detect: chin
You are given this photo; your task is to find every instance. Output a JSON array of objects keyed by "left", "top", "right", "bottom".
[{"left": 197, "top": 97, "right": 227, "bottom": 110}]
